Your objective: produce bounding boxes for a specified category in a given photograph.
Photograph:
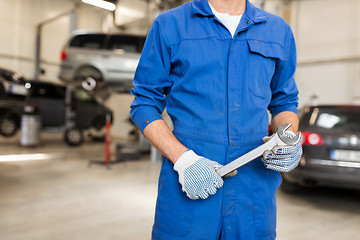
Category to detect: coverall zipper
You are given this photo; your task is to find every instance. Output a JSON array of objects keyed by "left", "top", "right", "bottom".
[
  {"left": 212, "top": 15, "right": 237, "bottom": 147},
  {"left": 227, "top": 37, "right": 236, "bottom": 147}
]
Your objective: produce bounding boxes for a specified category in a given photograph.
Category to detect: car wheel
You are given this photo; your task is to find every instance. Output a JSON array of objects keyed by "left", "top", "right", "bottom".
[
  {"left": 64, "top": 127, "right": 83, "bottom": 146},
  {"left": 0, "top": 116, "right": 19, "bottom": 137},
  {"left": 75, "top": 67, "right": 103, "bottom": 91},
  {"left": 82, "top": 76, "right": 97, "bottom": 91}
]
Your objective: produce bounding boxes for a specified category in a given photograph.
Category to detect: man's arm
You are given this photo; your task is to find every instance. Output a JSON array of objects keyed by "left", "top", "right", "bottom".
[
  {"left": 271, "top": 111, "right": 299, "bottom": 133},
  {"left": 143, "top": 119, "right": 188, "bottom": 164},
  {"left": 263, "top": 24, "right": 301, "bottom": 173}
]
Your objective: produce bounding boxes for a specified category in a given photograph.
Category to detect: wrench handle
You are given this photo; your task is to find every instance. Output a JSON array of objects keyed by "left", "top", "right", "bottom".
[
  {"left": 216, "top": 138, "right": 278, "bottom": 177},
  {"left": 216, "top": 124, "right": 300, "bottom": 178}
]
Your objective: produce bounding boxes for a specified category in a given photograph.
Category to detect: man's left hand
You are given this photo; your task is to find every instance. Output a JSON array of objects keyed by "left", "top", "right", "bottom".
[{"left": 262, "top": 131, "right": 303, "bottom": 172}]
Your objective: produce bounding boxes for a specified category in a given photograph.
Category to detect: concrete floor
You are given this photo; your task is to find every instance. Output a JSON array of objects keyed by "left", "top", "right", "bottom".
[{"left": 1, "top": 133, "right": 360, "bottom": 240}]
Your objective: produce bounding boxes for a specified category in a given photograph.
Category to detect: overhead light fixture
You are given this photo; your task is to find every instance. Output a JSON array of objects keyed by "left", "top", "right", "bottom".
[
  {"left": 81, "top": 0, "right": 116, "bottom": 11},
  {"left": 116, "top": 6, "right": 145, "bottom": 19}
]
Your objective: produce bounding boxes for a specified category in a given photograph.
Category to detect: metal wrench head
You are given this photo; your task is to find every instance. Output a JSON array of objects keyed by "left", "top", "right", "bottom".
[{"left": 277, "top": 123, "right": 302, "bottom": 145}]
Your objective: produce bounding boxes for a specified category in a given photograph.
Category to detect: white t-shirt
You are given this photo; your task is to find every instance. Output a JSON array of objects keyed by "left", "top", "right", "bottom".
[{"left": 209, "top": 4, "right": 242, "bottom": 38}]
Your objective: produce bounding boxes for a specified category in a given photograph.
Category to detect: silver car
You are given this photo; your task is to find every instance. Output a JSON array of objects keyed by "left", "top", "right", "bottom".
[{"left": 58, "top": 31, "right": 146, "bottom": 90}]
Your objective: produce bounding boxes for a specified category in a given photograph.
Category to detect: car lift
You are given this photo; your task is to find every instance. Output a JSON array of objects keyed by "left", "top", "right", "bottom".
[{"left": 82, "top": 77, "right": 150, "bottom": 169}]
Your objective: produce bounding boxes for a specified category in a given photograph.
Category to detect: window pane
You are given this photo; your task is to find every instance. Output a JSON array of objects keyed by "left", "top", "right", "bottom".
[
  {"left": 69, "top": 34, "right": 106, "bottom": 49},
  {"left": 315, "top": 108, "right": 360, "bottom": 131},
  {"left": 107, "top": 35, "right": 145, "bottom": 53}
]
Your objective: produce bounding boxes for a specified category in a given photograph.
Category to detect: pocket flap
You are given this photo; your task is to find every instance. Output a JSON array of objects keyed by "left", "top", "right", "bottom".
[{"left": 247, "top": 40, "right": 285, "bottom": 61}]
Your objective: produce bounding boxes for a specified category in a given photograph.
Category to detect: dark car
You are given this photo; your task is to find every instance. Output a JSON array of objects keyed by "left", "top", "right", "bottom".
[
  {"left": 281, "top": 105, "right": 360, "bottom": 191},
  {"left": 0, "top": 68, "right": 27, "bottom": 137},
  {"left": 0, "top": 76, "right": 113, "bottom": 146}
]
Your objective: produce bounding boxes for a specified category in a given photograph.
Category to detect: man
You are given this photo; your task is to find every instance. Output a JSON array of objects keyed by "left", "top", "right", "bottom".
[{"left": 130, "top": 0, "right": 302, "bottom": 238}]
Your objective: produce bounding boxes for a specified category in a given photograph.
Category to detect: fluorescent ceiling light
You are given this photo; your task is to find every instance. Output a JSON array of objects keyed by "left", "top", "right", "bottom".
[
  {"left": 0, "top": 153, "right": 51, "bottom": 162},
  {"left": 82, "top": 0, "right": 116, "bottom": 11},
  {"left": 116, "top": 6, "right": 145, "bottom": 18}
]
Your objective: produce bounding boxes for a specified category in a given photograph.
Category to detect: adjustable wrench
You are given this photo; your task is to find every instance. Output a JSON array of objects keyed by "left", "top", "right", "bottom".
[{"left": 216, "top": 123, "right": 302, "bottom": 177}]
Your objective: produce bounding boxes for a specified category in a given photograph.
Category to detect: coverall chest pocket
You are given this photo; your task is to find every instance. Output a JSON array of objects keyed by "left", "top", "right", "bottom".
[{"left": 246, "top": 40, "right": 285, "bottom": 100}]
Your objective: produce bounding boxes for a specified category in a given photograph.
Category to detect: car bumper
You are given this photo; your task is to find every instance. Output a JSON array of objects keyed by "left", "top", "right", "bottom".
[{"left": 283, "top": 156, "right": 360, "bottom": 190}]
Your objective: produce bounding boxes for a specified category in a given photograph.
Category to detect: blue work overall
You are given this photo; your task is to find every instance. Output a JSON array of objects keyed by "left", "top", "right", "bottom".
[{"left": 130, "top": 0, "right": 299, "bottom": 239}]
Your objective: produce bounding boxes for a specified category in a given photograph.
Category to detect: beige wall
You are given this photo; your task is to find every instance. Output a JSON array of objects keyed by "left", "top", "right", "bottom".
[
  {"left": 105, "top": 93, "right": 134, "bottom": 139},
  {"left": 264, "top": 0, "right": 360, "bottom": 106},
  {"left": 291, "top": 0, "right": 360, "bottom": 106}
]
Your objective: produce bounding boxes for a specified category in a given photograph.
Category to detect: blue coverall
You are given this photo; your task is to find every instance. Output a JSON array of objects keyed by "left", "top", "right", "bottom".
[{"left": 130, "top": 0, "right": 299, "bottom": 239}]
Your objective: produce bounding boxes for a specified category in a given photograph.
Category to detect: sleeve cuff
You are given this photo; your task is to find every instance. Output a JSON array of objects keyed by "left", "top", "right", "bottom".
[
  {"left": 174, "top": 150, "right": 201, "bottom": 172},
  {"left": 131, "top": 106, "right": 163, "bottom": 133},
  {"left": 270, "top": 104, "right": 298, "bottom": 117}
]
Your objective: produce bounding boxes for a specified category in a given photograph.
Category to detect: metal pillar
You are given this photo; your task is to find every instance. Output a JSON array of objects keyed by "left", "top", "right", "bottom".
[{"left": 34, "top": 5, "right": 79, "bottom": 80}]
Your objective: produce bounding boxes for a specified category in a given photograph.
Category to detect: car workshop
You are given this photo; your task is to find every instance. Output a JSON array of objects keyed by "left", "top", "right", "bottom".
[{"left": 0, "top": 0, "right": 359, "bottom": 239}]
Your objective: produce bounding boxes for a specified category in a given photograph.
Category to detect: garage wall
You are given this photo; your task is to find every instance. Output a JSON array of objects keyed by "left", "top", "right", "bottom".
[
  {"left": 0, "top": 0, "right": 110, "bottom": 82},
  {"left": 290, "top": 0, "right": 360, "bottom": 106},
  {"left": 264, "top": 0, "right": 360, "bottom": 107}
]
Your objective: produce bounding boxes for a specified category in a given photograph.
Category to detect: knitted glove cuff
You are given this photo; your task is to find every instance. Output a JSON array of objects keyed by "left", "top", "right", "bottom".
[{"left": 174, "top": 150, "right": 202, "bottom": 172}]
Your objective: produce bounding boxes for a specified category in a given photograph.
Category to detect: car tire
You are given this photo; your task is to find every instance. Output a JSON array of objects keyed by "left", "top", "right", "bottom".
[
  {"left": 64, "top": 127, "right": 84, "bottom": 146},
  {"left": 75, "top": 67, "right": 103, "bottom": 91},
  {"left": 0, "top": 116, "right": 19, "bottom": 137}
]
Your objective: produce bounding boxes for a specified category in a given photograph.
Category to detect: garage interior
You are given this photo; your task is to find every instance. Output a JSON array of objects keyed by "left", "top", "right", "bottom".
[{"left": 0, "top": 0, "right": 360, "bottom": 240}]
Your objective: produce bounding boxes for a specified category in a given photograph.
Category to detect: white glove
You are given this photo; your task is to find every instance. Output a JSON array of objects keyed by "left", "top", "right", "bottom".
[
  {"left": 174, "top": 150, "right": 224, "bottom": 200},
  {"left": 262, "top": 131, "right": 303, "bottom": 172}
]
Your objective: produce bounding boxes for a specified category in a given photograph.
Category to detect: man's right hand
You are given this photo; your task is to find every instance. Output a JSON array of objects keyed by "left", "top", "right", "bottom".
[{"left": 174, "top": 150, "right": 224, "bottom": 200}]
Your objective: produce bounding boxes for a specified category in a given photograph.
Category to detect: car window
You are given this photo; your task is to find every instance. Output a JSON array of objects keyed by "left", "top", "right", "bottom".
[
  {"left": 314, "top": 107, "right": 360, "bottom": 131},
  {"left": 69, "top": 34, "right": 106, "bottom": 49},
  {"left": 107, "top": 35, "right": 145, "bottom": 53}
]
